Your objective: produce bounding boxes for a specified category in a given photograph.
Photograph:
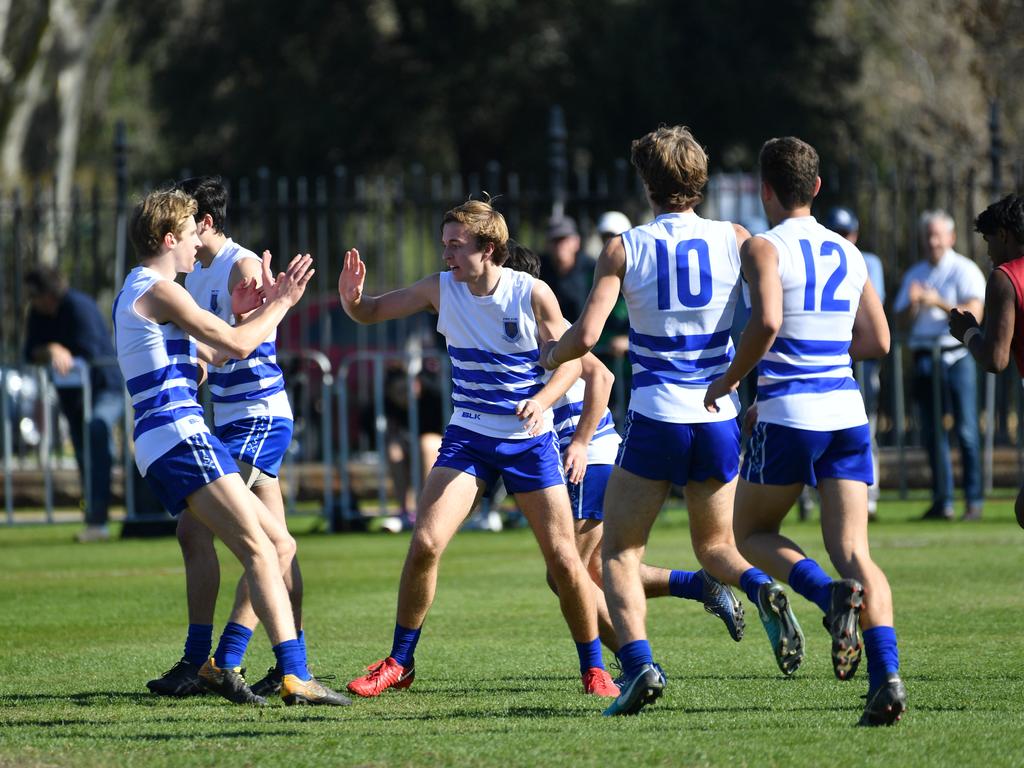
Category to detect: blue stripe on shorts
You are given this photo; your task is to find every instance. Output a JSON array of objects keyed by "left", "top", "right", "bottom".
[
  {"left": 215, "top": 416, "right": 293, "bottom": 476},
  {"left": 143, "top": 433, "right": 239, "bottom": 515}
]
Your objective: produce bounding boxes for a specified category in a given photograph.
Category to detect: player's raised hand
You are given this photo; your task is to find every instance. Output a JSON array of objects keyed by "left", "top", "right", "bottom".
[
  {"left": 264, "top": 251, "right": 315, "bottom": 307},
  {"left": 515, "top": 397, "right": 544, "bottom": 436},
  {"left": 563, "top": 440, "right": 589, "bottom": 485},
  {"left": 231, "top": 275, "right": 265, "bottom": 316},
  {"left": 338, "top": 248, "right": 366, "bottom": 307}
]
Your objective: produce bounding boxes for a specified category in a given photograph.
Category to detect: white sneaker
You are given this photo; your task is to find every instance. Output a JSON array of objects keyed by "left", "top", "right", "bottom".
[{"left": 75, "top": 525, "right": 110, "bottom": 543}]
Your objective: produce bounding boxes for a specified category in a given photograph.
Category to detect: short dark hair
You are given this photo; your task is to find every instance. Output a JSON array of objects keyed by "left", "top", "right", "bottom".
[
  {"left": 975, "top": 194, "right": 1024, "bottom": 242},
  {"left": 758, "top": 137, "right": 819, "bottom": 210},
  {"left": 503, "top": 239, "right": 541, "bottom": 278},
  {"left": 177, "top": 175, "right": 228, "bottom": 232},
  {"left": 24, "top": 264, "right": 67, "bottom": 298}
]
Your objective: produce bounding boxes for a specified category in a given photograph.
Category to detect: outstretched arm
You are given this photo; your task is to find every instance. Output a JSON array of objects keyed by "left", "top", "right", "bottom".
[
  {"left": 142, "top": 252, "right": 314, "bottom": 359},
  {"left": 704, "top": 236, "right": 782, "bottom": 412},
  {"left": 949, "top": 270, "right": 1016, "bottom": 373},
  {"left": 338, "top": 248, "right": 439, "bottom": 323},
  {"left": 542, "top": 236, "right": 626, "bottom": 369}
]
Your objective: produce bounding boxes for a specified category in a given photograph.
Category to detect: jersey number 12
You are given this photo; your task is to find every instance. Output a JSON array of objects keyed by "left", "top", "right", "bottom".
[{"left": 799, "top": 240, "right": 850, "bottom": 312}]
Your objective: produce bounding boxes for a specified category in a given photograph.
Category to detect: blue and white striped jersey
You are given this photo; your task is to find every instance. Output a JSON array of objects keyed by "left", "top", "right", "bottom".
[
  {"left": 437, "top": 267, "right": 552, "bottom": 439},
  {"left": 754, "top": 216, "right": 868, "bottom": 430},
  {"left": 184, "top": 239, "right": 292, "bottom": 427},
  {"left": 620, "top": 211, "right": 742, "bottom": 423},
  {"left": 552, "top": 374, "right": 620, "bottom": 464},
  {"left": 113, "top": 267, "right": 209, "bottom": 475}
]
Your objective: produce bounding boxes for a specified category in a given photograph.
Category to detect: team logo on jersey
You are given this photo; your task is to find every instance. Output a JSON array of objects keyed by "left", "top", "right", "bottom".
[
  {"left": 208, "top": 290, "right": 220, "bottom": 313},
  {"left": 502, "top": 316, "right": 521, "bottom": 342}
]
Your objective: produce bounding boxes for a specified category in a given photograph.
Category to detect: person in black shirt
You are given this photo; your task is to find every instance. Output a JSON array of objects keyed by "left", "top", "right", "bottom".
[
  {"left": 540, "top": 216, "right": 594, "bottom": 322},
  {"left": 24, "top": 265, "right": 125, "bottom": 541}
]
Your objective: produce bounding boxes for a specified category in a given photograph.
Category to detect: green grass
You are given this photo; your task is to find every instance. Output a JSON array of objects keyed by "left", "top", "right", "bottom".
[{"left": 1, "top": 498, "right": 1023, "bottom": 767}]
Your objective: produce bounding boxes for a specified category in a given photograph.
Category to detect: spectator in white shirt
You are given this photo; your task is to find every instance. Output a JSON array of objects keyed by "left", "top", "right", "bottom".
[{"left": 893, "top": 210, "right": 986, "bottom": 520}]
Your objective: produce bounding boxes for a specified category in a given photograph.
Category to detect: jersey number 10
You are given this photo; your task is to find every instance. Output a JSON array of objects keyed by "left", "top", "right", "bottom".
[
  {"left": 799, "top": 240, "right": 850, "bottom": 312},
  {"left": 656, "top": 238, "right": 713, "bottom": 310}
]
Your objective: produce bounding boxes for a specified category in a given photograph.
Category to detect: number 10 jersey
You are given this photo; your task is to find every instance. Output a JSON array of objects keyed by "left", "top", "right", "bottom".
[{"left": 620, "top": 211, "right": 742, "bottom": 423}]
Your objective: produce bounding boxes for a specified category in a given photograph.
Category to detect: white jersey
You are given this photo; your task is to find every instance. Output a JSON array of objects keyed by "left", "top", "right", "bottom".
[
  {"left": 754, "top": 216, "right": 868, "bottom": 430},
  {"left": 552, "top": 375, "right": 620, "bottom": 465},
  {"left": 620, "top": 211, "right": 742, "bottom": 422},
  {"left": 437, "top": 268, "right": 553, "bottom": 439},
  {"left": 184, "top": 239, "right": 292, "bottom": 426},
  {"left": 112, "top": 266, "right": 209, "bottom": 475}
]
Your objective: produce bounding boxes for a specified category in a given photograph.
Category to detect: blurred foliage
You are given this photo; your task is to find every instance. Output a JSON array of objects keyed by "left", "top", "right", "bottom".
[{"left": 6, "top": 0, "right": 1024, "bottom": 185}]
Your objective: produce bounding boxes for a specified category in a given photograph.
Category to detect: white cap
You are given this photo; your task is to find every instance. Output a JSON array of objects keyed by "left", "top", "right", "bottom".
[{"left": 596, "top": 210, "right": 632, "bottom": 236}]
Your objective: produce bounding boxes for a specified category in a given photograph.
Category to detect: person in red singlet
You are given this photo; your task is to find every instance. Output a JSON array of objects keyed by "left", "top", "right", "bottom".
[{"left": 949, "top": 193, "right": 1024, "bottom": 528}]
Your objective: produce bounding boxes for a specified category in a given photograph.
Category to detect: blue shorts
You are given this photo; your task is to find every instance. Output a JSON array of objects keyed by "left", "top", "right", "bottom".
[
  {"left": 616, "top": 411, "right": 740, "bottom": 486},
  {"left": 144, "top": 433, "right": 239, "bottom": 515},
  {"left": 215, "top": 416, "right": 293, "bottom": 476},
  {"left": 742, "top": 422, "right": 874, "bottom": 487},
  {"left": 568, "top": 463, "right": 612, "bottom": 521},
  {"left": 433, "top": 424, "right": 565, "bottom": 494}
]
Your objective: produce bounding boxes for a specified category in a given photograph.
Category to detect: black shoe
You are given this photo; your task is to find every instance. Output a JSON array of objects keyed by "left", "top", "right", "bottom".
[
  {"left": 756, "top": 582, "right": 804, "bottom": 677},
  {"left": 250, "top": 666, "right": 284, "bottom": 697},
  {"left": 146, "top": 659, "right": 207, "bottom": 697},
  {"left": 858, "top": 674, "right": 907, "bottom": 726},
  {"left": 918, "top": 503, "right": 954, "bottom": 521},
  {"left": 822, "top": 579, "right": 864, "bottom": 681},
  {"left": 198, "top": 658, "right": 267, "bottom": 705}
]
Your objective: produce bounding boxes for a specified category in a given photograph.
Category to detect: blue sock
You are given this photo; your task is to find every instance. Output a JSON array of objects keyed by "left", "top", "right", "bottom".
[
  {"left": 272, "top": 638, "right": 310, "bottom": 680},
  {"left": 863, "top": 626, "right": 900, "bottom": 692},
  {"left": 575, "top": 638, "right": 604, "bottom": 673},
  {"left": 182, "top": 623, "right": 213, "bottom": 666},
  {"left": 618, "top": 639, "right": 654, "bottom": 679},
  {"left": 739, "top": 567, "right": 773, "bottom": 606},
  {"left": 213, "top": 622, "right": 254, "bottom": 669},
  {"left": 297, "top": 629, "right": 306, "bottom": 661},
  {"left": 390, "top": 624, "right": 422, "bottom": 667},
  {"left": 788, "top": 558, "right": 833, "bottom": 614},
  {"left": 669, "top": 569, "right": 704, "bottom": 601}
]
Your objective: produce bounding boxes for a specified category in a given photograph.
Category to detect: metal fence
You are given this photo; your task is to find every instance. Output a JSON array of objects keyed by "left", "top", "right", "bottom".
[{"left": 2, "top": 110, "right": 1024, "bottom": 524}]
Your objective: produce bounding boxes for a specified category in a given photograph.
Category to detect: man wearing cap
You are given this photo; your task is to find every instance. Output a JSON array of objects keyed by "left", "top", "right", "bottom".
[
  {"left": 825, "top": 207, "right": 885, "bottom": 519},
  {"left": 541, "top": 215, "right": 594, "bottom": 322}
]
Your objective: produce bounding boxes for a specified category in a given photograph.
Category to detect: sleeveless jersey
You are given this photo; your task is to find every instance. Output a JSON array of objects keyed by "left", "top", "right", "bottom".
[
  {"left": 996, "top": 256, "right": 1024, "bottom": 378},
  {"left": 183, "top": 239, "right": 292, "bottom": 426},
  {"left": 754, "top": 216, "right": 868, "bottom": 430},
  {"left": 437, "top": 267, "right": 552, "bottom": 439},
  {"left": 620, "top": 211, "right": 742, "bottom": 422},
  {"left": 552, "top": 374, "right": 620, "bottom": 464},
  {"left": 112, "top": 266, "right": 208, "bottom": 474}
]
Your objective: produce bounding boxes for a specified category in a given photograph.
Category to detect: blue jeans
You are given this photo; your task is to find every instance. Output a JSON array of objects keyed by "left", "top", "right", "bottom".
[
  {"left": 58, "top": 387, "right": 124, "bottom": 526},
  {"left": 913, "top": 352, "right": 982, "bottom": 507}
]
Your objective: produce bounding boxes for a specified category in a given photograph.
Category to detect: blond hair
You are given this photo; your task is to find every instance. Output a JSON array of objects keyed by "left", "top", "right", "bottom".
[
  {"left": 630, "top": 126, "right": 708, "bottom": 210},
  {"left": 442, "top": 199, "right": 510, "bottom": 265},
  {"left": 129, "top": 188, "right": 198, "bottom": 259}
]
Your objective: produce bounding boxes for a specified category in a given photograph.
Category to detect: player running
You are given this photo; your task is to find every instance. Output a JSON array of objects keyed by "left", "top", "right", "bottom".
[
  {"left": 504, "top": 241, "right": 745, "bottom": 654},
  {"left": 339, "top": 199, "right": 618, "bottom": 699},
  {"left": 705, "top": 136, "right": 905, "bottom": 726},
  {"left": 544, "top": 126, "right": 802, "bottom": 717}
]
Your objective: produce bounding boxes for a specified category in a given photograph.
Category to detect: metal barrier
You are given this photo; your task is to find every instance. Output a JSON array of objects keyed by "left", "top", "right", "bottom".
[
  {"left": 277, "top": 349, "right": 335, "bottom": 520},
  {"left": 335, "top": 349, "right": 450, "bottom": 528}
]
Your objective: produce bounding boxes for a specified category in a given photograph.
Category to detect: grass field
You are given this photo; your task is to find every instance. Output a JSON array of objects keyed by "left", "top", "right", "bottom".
[{"left": 1, "top": 497, "right": 1022, "bottom": 768}]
